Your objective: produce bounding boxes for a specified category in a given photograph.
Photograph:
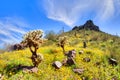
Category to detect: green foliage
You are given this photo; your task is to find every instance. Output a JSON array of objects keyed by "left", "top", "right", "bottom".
[
  {"left": 69, "top": 39, "right": 80, "bottom": 46},
  {"left": 45, "top": 30, "right": 58, "bottom": 41}
]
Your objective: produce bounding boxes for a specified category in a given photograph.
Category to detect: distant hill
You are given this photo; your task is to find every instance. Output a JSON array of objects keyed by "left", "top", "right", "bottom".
[{"left": 62, "top": 20, "right": 119, "bottom": 42}]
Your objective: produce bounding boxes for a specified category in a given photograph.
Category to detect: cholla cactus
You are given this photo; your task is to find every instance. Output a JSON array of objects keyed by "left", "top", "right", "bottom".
[
  {"left": 23, "top": 30, "right": 43, "bottom": 47},
  {"left": 22, "top": 30, "right": 43, "bottom": 67},
  {"left": 58, "top": 36, "right": 67, "bottom": 54}
]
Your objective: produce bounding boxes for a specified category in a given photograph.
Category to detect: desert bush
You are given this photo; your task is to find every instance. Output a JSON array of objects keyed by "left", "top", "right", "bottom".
[
  {"left": 45, "top": 30, "right": 58, "bottom": 42},
  {"left": 41, "top": 40, "right": 54, "bottom": 46}
]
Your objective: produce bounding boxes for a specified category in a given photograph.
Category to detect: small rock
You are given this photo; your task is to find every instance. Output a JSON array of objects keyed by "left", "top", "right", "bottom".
[
  {"left": 73, "top": 68, "right": 84, "bottom": 75},
  {"left": 52, "top": 61, "right": 62, "bottom": 69},
  {"left": 82, "top": 76, "right": 89, "bottom": 80},
  {"left": 83, "top": 57, "right": 91, "bottom": 62},
  {"left": 30, "top": 67, "right": 38, "bottom": 73},
  {"left": 67, "top": 57, "right": 76, "bottom": 65},
  {"left": 23, "top": 67, "right": 38, "bottom": 73},
  {"left": 109, "top": 58, "right": 117, "bottom": 66},
  {"left": 79, "top": 50, "right": 84, "bottom": 54}
]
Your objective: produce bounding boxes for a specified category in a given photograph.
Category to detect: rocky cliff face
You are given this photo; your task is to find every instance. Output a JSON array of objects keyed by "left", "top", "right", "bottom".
[{"left": 72, "top": 20, "right": 100, "bottom": 31}]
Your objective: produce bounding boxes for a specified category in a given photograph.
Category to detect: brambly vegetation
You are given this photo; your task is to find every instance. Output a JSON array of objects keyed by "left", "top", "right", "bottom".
[{"left": 0, "top": 21, "right": 120, "bottom": 80}]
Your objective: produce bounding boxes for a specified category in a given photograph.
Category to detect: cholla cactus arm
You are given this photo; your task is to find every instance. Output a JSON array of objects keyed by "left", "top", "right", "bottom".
[
  {"left": 58, "top": 36, "right": 68, "bottom": 54},
  {"left": 23, "top": 30, "right": 43, "bottom": 41},
  {"left": 59, "top": 36, "right": 68, "bottom": 46}
]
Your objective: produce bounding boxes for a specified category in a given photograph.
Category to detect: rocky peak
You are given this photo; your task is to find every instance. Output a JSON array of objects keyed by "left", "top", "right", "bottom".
[
  {"left": 84, "top": 20, "right": 94, "bottom": 26},
  {"left": 72, "top": 20, "right": 100, "bottom": 31}
]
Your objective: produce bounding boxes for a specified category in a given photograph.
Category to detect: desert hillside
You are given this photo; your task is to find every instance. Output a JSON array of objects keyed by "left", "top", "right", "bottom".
[{"left": 0, "top": 20, "right": 120, "bottom": 80}]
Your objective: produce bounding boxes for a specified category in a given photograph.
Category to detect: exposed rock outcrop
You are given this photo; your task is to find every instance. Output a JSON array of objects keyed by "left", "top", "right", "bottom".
[{"left": 72, "top": 20, "right": 100, "bottom": 31}]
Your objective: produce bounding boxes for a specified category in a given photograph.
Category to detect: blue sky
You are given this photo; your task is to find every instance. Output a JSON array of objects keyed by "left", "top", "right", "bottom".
[{"left": 0, "top": 0, "right": 120, "bottom": 49}]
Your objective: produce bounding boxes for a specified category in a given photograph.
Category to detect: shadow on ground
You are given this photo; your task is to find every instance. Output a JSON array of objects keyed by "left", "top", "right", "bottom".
[{"left": 4, "top": 64, "right": 35, "bottom": 77}]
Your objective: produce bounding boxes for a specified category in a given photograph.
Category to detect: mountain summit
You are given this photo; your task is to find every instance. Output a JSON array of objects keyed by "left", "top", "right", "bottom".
[{"left": 72, "top": 20, "right": 100, "bottom": 31}]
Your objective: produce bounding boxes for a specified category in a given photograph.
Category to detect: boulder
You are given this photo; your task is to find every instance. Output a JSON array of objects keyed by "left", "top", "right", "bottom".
[
  {"left": 62, "top": 50, "right": 76, "bottom": 66},
  {"left": 62, "top": 57, "right": 76, "bottom": 66},
  {"left": 66, "top": 49, "right": 76, "bottom": 58},
  {"left": 73, "top": 68, "right": 84, "bottom": 75},
  {"left": 52, "top": 61, "right": 62, "bottom": 69},
  {"left": 8, "top": 43, "right": 27, "bottom": 51},
  {"left": 67, "top": 57, "right": 76, "bottom": 66},
  {"left": 83, "top": 57, "right": 91, "bottom": 62},
  {"left": 13, "top": 44, "right": 25, "bottom": 50}
]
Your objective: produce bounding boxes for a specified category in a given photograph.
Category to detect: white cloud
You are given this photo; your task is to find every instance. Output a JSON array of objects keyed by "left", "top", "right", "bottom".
[
  {"left": 44, "top": 0, "right": 89, "bottom": 26},
  {"left": 95, "top": 0, "right": 115, "bottom": 21},
  {"left": 43, "top": 0, "right": 120, "bottom": 27},
  {"left": 0, "top": 17, "right": 29, "bottom": 48}
]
